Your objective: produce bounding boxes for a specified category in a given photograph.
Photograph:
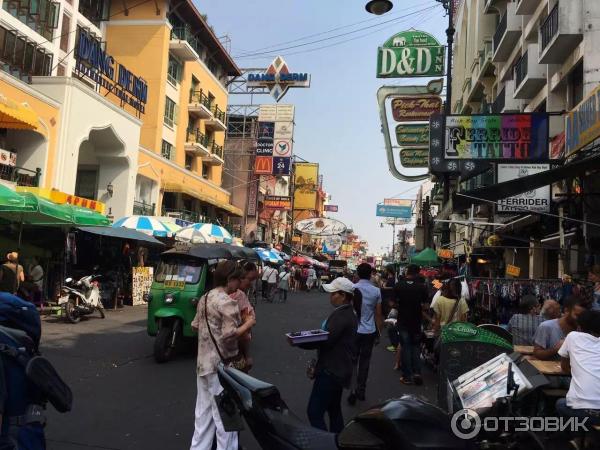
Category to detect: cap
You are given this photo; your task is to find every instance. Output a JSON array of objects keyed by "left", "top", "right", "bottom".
[{"left": 322, "top": 277, "right": 355, "bottom": 295}]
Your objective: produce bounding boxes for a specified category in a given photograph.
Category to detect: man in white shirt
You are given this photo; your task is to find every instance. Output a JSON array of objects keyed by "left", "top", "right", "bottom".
[
  {"left": 556, "top": 309, "right": 600, "bottom": 425},
  {"left": 262, "top": 265, "right": 278, "bottom": 302}
]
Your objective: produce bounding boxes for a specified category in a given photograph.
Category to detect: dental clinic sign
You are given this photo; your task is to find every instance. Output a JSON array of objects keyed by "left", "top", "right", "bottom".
[
  {"left": 75, "top": 28, "right": 148, "bottom": 114},
  {"left": 377, "top": 30, "right": 445, "bottom": 78}
]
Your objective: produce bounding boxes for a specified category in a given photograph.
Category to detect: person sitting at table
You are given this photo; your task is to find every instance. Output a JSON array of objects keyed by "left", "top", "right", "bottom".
[
  {"left": 541, "top": 299, "right": 561, "bottom": 320},
  {"left": 533, "top": 296, "right": 587, "bottom": 360},
  {"left": 556, "top": 309, "right": 600, "bottom": 425},
  {"left": 507, "top": 295, "right": 543, "bottom": 346}
]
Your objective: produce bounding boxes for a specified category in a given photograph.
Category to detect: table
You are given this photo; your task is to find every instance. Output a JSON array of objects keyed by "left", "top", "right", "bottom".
[
  {"left": 527, "top": 359, "right": 569, "bottom": 376},
  {"left": 513, "top": 345, "right": 534, "bottom": 355}
]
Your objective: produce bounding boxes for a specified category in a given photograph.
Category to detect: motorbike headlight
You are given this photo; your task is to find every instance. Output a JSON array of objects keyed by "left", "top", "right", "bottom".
[
  {"left": 143, "top": 292, "right": 152, "bottom": 303},
  {"left": 190, "top": 297, "right": 199, "bottom": 307},
  {"left": 165, "top": 294, "right": 174, "bottom": 304}
]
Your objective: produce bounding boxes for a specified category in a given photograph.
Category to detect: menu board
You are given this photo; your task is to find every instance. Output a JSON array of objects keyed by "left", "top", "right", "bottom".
[{"left": 132, "top": 267, "right": 153, "bottom": 306}]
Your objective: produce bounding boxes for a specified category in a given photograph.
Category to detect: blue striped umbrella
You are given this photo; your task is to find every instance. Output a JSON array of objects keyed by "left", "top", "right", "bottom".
[
  {"left": 255, "top": 248, "right": 284, "bottom": 265},
  {"left": 112, "top": 215, "right": 170, "bottom": 237},
  {"left": 175, "top": 223, "right": 233, "bottom": 244}
]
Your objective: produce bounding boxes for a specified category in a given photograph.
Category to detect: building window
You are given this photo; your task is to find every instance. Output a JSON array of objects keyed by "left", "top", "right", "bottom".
[
  {"left": 2, "top": 0, "right": 60, "bottom": 41},
  {"left": 78, "top": 0, "right": 109, "bottom": 27},
  {"left": 161, "top": 140, "right": 174, "bottom": 160},
  {"left": 202, "top": 163, "right": 210, "bottom": 180},
  {"left": 185, "top": 154, "right": 194, "bottom": 171},
  {"left": 0, "top": 26, "right": 54, "bottom": 80},
  {"left": 60, "top": 13, "right": 71, "bottom": 52},
  {"left": 569, "top": 63, "right": 584, "bottom": 109},
  {"left": 167, "top": 54, "right": 182, "bottom": 85},
  {"left": 57, "top": 63, "right": 66, "bottom": 76},
  {"left": 164, "top": 97, "right": 178, "bottom": 127}
]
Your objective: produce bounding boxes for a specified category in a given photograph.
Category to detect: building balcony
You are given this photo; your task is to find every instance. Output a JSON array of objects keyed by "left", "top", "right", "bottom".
[
  {"left": 204, "top": 105, "right": 227, "bottom": 132},
  {"left": 185, "top": 128, "right": 211, "bottom": 157},
  {"left": 514, "top": 45, "right": 546, "bottom": 99},
  {"left": 493, "top": 4, "right": 522, "bottom": 62},
  {"left": 538, "top": 1, "right": 583, "bottom": 64},
  {"left": 483, "top": 0, "right": 505, "bottom": 15},
  {"left": 133, "top": 200, "right": 155, "bottom": 216},
  {"left": 0, "top": 165, "right": 41, "bottom": 187},
  {"left": 202, "top": 142, "right": 224, "bottom": 165},
  {"left": 169, "top": 27, "right": 199, "bottom": 61},
  {"left": 188, "top": 90, "right": 212, "bottom": 119},
  {"left": 162, "top": 207, "right": 203, "bottom": 224},
  {"left": 516, "top": 0, "right": 539, "bottom": 15},
  {"left": 492, "top": 80, "right": 522, "bottom": 113}
]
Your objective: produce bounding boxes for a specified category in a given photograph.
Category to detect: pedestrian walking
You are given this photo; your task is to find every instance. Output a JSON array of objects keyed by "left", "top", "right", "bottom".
[
  {"left": 278, "top": 268, "right": 290, "bottom": 303},
  {"left": 263, "top": 264, "right": 278, "bottom": 302},
  {"left": 306, "top": 266, "right": 317, "bottom": 291},
  {"left": 260, "top": 264, "right": 269, "bottom": 299},
  {"left": 190, "top": 261, "right": 255, "bottom": 450},
  {"left": 297, "top": 277, "right": 360, "bottom": 432},
  {"left": 394, "top": 265, "right": 429, "bottom": 385},
  {"left": 348, "top": 263, "right": 384, "bottom": 405}
]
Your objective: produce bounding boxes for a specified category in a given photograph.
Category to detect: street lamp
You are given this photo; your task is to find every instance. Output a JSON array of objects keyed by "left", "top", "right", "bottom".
[{"left": 365, "top": 0, "right": 393, "bottom": 15}]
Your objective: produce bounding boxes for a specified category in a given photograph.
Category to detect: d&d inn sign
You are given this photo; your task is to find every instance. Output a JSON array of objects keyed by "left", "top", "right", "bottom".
[
  {"left": 377, "top": 31, "right": 445, "bottom": 78},
  {"left": 75, "top": 29, "right": 148, "bottom": 114}
]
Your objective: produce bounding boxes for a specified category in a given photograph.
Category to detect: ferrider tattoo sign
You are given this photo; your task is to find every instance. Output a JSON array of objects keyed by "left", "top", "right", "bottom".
[{"left": 377, "top": 30, "right": 445, "bottom": 78}]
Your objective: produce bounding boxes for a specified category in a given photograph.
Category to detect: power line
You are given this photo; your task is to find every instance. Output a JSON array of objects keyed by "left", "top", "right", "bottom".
[
  {"left": 234, "top": 5, "right": 439, "bottom": 60},
  {"left": 233, "top": 1, "right": 438, "bottom": 57}
]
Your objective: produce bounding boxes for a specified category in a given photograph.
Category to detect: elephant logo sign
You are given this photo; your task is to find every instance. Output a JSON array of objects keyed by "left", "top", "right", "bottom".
[{"left": 393, "top": 36, "right": 407, "bottom": 47}]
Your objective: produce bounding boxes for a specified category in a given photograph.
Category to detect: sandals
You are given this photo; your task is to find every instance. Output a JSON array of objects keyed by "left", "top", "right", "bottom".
[{"left": 399, "top": 377, "right": 414, "bottom": 385}]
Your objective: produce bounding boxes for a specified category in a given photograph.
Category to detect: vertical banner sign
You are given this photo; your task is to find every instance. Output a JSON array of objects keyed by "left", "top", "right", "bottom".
[
  {"left": 293, "top": 163, "right": 319, "bottom": 210},
  {"left": 377, "top": 30, "right": 445, "bottom": 78},
  {"left": 132, "top": 267, "right": 153, "bottom": 306},
  {"left": 247, "top": 176, "right": 258, "bottom": 216}
]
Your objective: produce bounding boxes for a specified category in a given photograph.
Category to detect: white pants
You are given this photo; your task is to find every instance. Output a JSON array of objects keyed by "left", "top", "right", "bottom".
[{"left": 190, "top": 372, "right": 238, "bottom": 450}]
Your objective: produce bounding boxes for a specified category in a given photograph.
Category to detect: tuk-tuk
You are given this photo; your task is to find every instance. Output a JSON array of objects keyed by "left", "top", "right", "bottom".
[{"left": 146, "top": 242, "right": 258, "bottom": 363}]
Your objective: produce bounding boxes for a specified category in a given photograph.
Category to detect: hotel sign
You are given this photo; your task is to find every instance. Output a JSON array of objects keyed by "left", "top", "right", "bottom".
[
  {"left": 247, "top": 56, "right": 310, "bottom": 102},
  {"left": 75, "top": 29, "right": 148, "bottom": 115},
  {"left": 391, "top": 96, "right": 442, "bottom": 122},
  {"left": 377, "top": 30, "right": 445, "bottom": 78},
  {"left": 566, "top": 84, "right": 600, "bottom": 156}
]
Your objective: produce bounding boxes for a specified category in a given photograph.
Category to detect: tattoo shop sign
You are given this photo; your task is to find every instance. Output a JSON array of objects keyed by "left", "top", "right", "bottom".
[
  {"left": 497, "top": 164, "right": 551, "bottom": 213},
  {"left": 377, "top": 30, "right": 445, "bottom": 78}
]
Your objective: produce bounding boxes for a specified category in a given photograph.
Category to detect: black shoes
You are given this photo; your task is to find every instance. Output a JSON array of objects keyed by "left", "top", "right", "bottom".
[{"left": 347, "top": 390, "right": 365, "bottom": 405}]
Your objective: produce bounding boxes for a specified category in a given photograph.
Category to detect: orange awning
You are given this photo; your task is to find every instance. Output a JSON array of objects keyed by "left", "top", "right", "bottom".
[{"left": 0, "top": 95, "right": 39, "bottom": 130}]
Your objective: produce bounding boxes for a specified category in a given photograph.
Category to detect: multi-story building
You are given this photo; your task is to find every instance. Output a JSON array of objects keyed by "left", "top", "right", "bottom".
[
  {"left": 0, "top": 0, "right": 242, "bottom": 225},
  {"left": 442, "top": 0, "right": 600, "bottom": 277}
]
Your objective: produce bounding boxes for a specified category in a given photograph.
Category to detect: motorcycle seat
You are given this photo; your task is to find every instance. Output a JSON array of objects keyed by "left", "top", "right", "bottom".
[
  {"left": 224, "top": 366, "right": 279, "bottom": 398},
  {"left": 268, "top": 409, "right": 338, "bottom": 450},
  {"left": 0, "top": 325, "right": 34, "bottom": 349}
]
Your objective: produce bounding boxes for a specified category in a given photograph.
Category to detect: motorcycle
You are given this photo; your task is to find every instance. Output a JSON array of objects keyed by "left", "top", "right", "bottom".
[
  {"left": 58, "top": 274, "right": 106, "bottom": 323},
  {"left": 216, "top": 364, "right": 572, "bottom": 450}
]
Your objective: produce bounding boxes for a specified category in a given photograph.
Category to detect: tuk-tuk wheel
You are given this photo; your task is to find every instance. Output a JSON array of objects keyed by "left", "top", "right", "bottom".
[{"left": 154, "top": 323, "right": 177, "bottom": 363}]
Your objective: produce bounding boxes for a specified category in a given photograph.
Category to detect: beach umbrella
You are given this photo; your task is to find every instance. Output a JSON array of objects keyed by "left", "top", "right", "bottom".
[
  {"left": 175, "top": 223, "right": 232, "bottom": 244},
  {"left": 255, "top": 248, "right": 283, "bottom": 265},
  {"left": 112, "top": 215, "right": 170, "bottom": 237},
  {"left": 69, "top": 205, "right": 110, "bottom": 226},
  {"left": 159, "top": 220, "right": 182, "bottom": 237}
]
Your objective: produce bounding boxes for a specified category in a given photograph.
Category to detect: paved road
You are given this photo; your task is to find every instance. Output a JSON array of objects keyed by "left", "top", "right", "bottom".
[{"left": 42, "top": 290, "right": 437, "bottom": 450}]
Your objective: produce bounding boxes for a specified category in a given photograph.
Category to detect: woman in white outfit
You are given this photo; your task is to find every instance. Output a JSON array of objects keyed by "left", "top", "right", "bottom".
[{"left": 190, "top": 260, "right": 255, "bottom": 450}]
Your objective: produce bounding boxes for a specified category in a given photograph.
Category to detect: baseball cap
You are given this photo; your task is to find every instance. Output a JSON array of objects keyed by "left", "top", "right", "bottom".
[{"left": 322, "top": 277, "right": 355, "bottom": 295}]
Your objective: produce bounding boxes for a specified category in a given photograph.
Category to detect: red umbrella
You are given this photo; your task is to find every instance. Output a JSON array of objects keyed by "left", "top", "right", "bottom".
[{"left": 291, "top": 255, "right": 310, "bottom": 266}]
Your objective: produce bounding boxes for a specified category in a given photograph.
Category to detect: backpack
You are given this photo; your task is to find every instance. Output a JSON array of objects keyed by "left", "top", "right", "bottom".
[{"left": 0, "top": 294, "right": 72, "bottom": 449}]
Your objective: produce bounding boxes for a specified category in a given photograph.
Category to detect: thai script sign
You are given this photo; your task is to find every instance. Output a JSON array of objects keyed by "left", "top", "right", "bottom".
[
  {"left": 392, "top": 96, "right": 442, "bottom": 122},
  {"left": 75, "top": 28, "right": 147, "bottom": 114},
  {"left": 377, "top": 30, "right": 445, "bottom": 78},
  {"left": 247, "top": 56, "right": 310, "bottom": 101},
  {"left": 396, "top": 124, "right": 430, "bottom": 146},
  {"left": 400, "top": 147, "right": 428, "bottom": 168},
  {"left": 443, "top": 114, "right": 549, "bottom": 160},
  {"left": 565, "top": 84, "right": 600, "bottom": 156}
]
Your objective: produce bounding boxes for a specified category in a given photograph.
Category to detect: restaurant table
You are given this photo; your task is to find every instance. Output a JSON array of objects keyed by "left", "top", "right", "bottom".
[
  {"left": 513, "top": 345, "right": 534, "bottom": 355},
  {"left": 527, "top": 359, "right": 570, "bottom": 376}
]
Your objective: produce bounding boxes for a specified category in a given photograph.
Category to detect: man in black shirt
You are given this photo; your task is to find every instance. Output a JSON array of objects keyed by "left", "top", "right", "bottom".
[{"left": 394, "top": 264, "right": 429, "bottom": 385}]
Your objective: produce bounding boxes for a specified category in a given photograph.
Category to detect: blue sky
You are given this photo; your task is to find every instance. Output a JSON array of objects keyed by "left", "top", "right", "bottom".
[{"left": 195, "top": 0, "right": 448, "bottom": 253}]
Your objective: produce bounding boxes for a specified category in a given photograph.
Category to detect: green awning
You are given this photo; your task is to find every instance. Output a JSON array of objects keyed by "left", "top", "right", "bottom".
[{"left": 410, "top": 247, "right": 440, "bottom": 267}]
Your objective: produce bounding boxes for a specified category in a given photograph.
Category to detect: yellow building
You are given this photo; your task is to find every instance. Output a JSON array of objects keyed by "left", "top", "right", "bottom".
[{"left": 105, "top": 0, "right": 243, "bottom": 225}]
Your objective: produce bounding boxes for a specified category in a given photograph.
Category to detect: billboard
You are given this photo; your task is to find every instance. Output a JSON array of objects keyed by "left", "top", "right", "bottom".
[
  {"left": 254, "top": 156, "right": 273, "bottom": 174},
  {"left": 247, "top": 56, "right": 310, "bottom": 101},
  {"left": 565, "top": 84, "right": 600, "bottom": 156},
  {"left": 264, "top": 195, "right": 292, "bottom": 210},
  {"left": 293, "top": 163, "right": 319, "bottom": 210},
  {"left": 296, "top": 218, "right": 347, "bottom": 236},
  {"left": 497, "top": 164, "right": 551, "bottom": 213},
  {"left": 376, "top": 203, "right": 412, "bottom": 218},
  {"left": 377, "top": 30, "right": 445, "bottom": 78}
]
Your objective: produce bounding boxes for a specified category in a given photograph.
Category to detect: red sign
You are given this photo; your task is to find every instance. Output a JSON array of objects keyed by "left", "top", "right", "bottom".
[
  {"left": 550, "top": 132, "right": 565, "bottom": 160},
  {"left": 65, "top": 195, "right": 98, "bottom": 211},
  {"left": 254, "top": 156, "right": 273, "bottom": 174},
  {"left": 391, "top": 96, "right": 442, "bottom": 122},
  {"left": 264, "top": 195, "right": 292, "bottom": 210}
]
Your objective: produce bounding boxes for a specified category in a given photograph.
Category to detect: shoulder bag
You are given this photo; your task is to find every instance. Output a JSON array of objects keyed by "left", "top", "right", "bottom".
[{"left": 204, "top": 294, "right": 248, "bottom": 372}]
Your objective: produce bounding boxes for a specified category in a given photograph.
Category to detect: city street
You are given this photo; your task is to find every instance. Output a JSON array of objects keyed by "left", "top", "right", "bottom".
[{"left": 42, "top": 289, "right": 436, "bottom": 450}]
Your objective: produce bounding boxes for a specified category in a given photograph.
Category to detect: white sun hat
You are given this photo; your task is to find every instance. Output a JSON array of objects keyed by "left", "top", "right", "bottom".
[{"left": 322, "top": 277, "right": 355, "bottom": 295}]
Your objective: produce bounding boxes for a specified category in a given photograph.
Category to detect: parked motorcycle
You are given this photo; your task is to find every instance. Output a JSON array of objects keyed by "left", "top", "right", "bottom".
[
  {"left": 216, "top": 364, "right": 570, "bottom": 450},
  {"left": 58, "top": 274, "right": 106, "bottom": 323}
]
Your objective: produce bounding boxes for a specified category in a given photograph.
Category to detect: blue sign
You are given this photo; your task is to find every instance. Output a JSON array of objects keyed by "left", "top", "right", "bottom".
[
  {"left": 272, "top": 157, "right": 291, "bottom": 175},
  {"left": 376, "top": 204, "right": 412, "bottom": 218},
  {"left": 258, "top": 122, "right": 275, "bottom": 139}
]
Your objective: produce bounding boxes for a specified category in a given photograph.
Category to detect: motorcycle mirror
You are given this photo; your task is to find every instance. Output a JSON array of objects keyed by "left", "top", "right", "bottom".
[{"left": 65, "top": 278, "right": 73, "bottom": 283}]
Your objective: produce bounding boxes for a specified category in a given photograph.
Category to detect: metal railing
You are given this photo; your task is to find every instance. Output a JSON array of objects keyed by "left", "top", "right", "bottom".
[
  {"left": 492, "top": 87, "right": 505, "bottom": 113},
  {"left": 186, "top": 128, "right": 209, "bottom": 147},
  {"left": 170, "top": 26, "right": 203, "bottom": 56},
  {"left": 514, "top": 51, "right": 528, "bottom": 88},
  {"left": 0, "top": 165, "right": 41, "bottom": 187},
  {"left": 493, "top": 12, "right": 508, "bottom": 52},
  {"left": 479, "top": 40, "right": 493, "bottom": 69},
  {"left": 162, "top": 207, "right": 203, "bottom": 224},
  {"left": 211, "top": 142, "right": 224, "bottom": 160},
  {"left": 189, "top": 90, "right": 212, "bottom": 110},
  {"left": 212, "top": 105, "right": 226, "bottom": 124},
  {"left": 133, "top": 200, "right": 155, "bottom": 216},
  {"left": 540, "top": 3, "right": 559, "bottom": 52}
]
